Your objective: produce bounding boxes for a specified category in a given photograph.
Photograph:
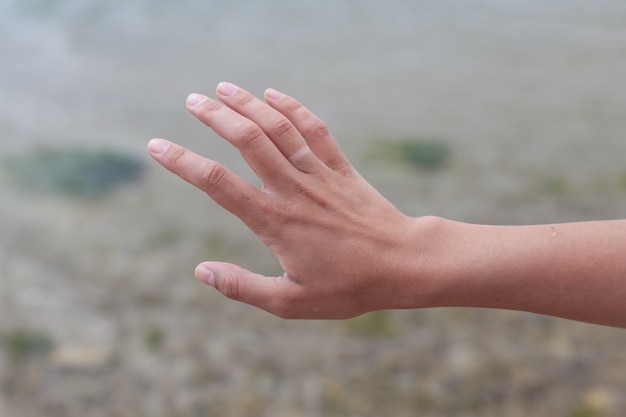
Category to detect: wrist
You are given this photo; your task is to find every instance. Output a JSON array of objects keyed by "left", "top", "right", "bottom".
[
  {"left": 385, "top": 215, "right": 460, "bottom": 310},
  {"left": 391, "top": 216, "right": 500, "bottom": 311}
]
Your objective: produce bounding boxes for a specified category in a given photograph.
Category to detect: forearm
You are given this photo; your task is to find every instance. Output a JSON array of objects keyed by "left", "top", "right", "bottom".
[{"left": 417, "top": 217, "right": 626, "bottom": 327}]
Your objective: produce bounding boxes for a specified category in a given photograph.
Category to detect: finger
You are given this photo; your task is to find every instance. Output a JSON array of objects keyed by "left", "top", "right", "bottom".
[
  {"left": 185, "top": 92, "right": 296, "bottom": 188},
  {"left": 148, "top": 138, "right": 264, "bottom": 222},
  {"left": 264, "top": 88, "right": 352, "bottom": 172},
  {"left": 215, "top": 82, "right": 322, "bottom": 173},
  {"left": 195, "top": 262, "right": 305, "bottom": 319}
]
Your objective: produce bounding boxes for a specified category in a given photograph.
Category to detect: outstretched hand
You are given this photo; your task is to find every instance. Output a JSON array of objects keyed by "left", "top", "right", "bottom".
[
  {"left": 148, "top": 83, "right": 427, "bottom": 319},
  {"left": 148, "top": 82, "right": 626, "bottom": 327}
]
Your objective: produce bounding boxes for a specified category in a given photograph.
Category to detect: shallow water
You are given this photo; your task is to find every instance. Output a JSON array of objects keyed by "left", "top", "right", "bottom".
[{"left": 1, "top": 1, "right": 626, "bottom": 416}]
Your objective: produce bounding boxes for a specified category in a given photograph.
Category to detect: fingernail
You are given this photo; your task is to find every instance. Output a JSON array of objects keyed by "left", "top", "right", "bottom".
[
  {"left": 217, "top": 82, "right": 238, "bottom": 97},
  {"left": 148, "top": 138, "right": 169, "bottom": 155},
  {"left": 265, "top": 88, "right": 286, "bottom": 100},
  {"left": 186, "top": 93, "right": 209, "bottom": 107},
  {"left": 195, "top": 264, "right": 215, "bottom": 287}
]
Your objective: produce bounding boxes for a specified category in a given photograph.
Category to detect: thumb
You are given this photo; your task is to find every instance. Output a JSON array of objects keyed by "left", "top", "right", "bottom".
[{"left": 194, "top": 262, "right": 301, "bottom": 317}]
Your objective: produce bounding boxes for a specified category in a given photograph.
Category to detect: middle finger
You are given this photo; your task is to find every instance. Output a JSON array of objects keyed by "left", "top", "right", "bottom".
[
  {"left": 215, "top": 82, "right": 322, "bottom": 173},
  {"left": 186, "top": 92, "right": 295, "bottom": 188}
]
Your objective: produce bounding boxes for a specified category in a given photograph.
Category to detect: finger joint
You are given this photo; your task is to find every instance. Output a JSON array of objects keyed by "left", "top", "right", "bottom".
[
  {"left": 220, "top": 273, "right": 241, "bottom": 301},
  {"left": 303, "top": 118, "right": 331, "bottom": 139},
  {"left": 268, "top": 118, "right": 294, "bottom": 138},
  {"left": 201, "top": 161, "right": 227, "bottom": 190},
  {"left": 237, "top": 124, "right": 265, "bottom": 147}
]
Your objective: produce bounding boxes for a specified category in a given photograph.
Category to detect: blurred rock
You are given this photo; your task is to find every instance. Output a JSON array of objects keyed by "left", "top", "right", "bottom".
[{"left": 47, "top": 347, "right": 111, "bottom": 370}]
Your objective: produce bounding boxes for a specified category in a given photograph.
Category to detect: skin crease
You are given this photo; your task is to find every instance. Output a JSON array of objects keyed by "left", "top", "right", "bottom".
[{"left": 148, "top": 82, "right": 626, "bottom": 328}]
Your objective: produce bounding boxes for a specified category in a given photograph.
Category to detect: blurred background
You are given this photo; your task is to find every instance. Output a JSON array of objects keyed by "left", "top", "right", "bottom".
[{"left": 1, "top": 0, "right": 626, "bottom": 416}]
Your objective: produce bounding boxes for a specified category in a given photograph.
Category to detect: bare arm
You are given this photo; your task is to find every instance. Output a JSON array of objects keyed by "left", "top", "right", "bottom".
[
  {"left": 148, "top": 82, "right": 626, "bottom": 327},
  {"left": 420, "top": 219, "right": 626, "bottom": 328}
]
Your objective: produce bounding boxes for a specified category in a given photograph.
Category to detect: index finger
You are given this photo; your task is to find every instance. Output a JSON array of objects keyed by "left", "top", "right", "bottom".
[{"left": 147, "top": 138, "right": 265, "bottom": 225}]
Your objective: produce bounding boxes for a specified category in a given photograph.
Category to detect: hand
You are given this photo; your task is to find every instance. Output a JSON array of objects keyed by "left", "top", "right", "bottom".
[
  {"left": 148, "top": 82, "right": 427, "bottom": 319},
  {"left": 148, "top": 82, "right": 626, "bottom": 327}
]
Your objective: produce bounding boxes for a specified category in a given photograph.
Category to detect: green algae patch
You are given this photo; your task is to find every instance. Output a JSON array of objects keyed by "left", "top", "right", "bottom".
[
  {"left": 144, "top": 326, "right": 166, "bottom": 350},
  {"left": 4, "top": 146, "right": 144, "bottom": 198},
  {"left": 368, "top": 138, "right": 452, "bottom": 172},
  {"left": 3, "top": 328, "right": 54, "bottom": 358}
]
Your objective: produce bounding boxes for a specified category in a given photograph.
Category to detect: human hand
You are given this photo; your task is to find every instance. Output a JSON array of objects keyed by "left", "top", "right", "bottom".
[{"left": 148, "top": 82, "right": 428, "bottom": 319}]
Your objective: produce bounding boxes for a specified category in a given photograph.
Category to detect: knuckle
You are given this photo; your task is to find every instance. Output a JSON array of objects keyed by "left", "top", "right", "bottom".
[
  {"left": 285, "top": 99, "right": 304, "bottom": 112},
  {"left": 219, "top": 273, "right": 241, "bottom": 300},
  {"left": 200, "top": 161, "right": 227, "bottom": 189},
  {"left": 304, "top": 117, "right": 331, "bottom": 139},
  {"left": 237, "top": 123, "right": 265, "bottom": 147},
  {"left": 268, "top": 117, "right": 294, "bottom": 137},
  {"left": 238, "top": 93, "right": 256, "bottom": 106},
  {"left": 288, "top": 102, "right": 330, "bottom": 138},
  {"left": 198, "top": 99, "right": 223, "bottom": 118},
  {"left": 168, "top": 146, "right": 187, "bottom": 167}
]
